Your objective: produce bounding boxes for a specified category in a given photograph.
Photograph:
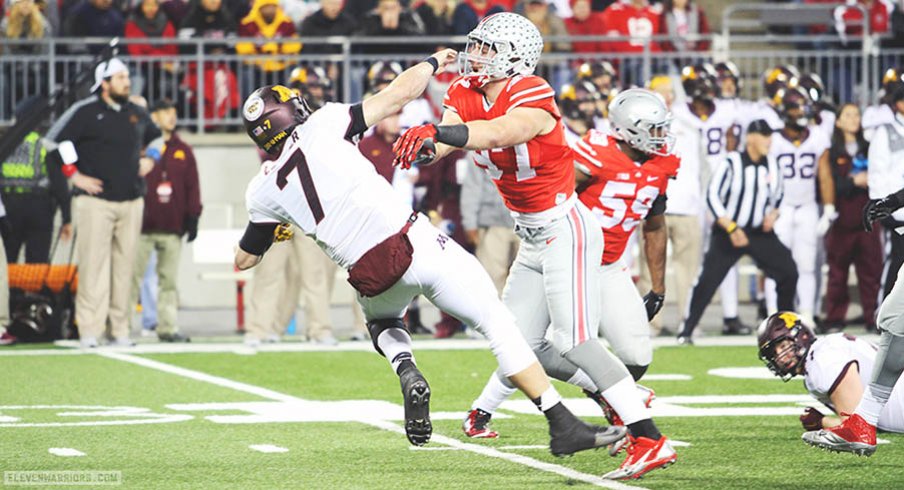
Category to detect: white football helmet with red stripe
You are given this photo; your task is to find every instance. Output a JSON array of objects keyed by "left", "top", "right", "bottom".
[{"left": 458, "top": 13, "right": 543, "bottom": 88}]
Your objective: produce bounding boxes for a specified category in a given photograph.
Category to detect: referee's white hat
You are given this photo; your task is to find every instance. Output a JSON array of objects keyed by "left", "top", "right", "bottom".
[{"left": 90, "top": 58, "right": 129, "bottom": 92}]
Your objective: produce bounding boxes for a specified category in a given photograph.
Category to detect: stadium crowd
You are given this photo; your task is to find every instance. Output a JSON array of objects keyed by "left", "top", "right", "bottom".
[{"left": 0, "top": 0, "right": 903, "bottom": 349}]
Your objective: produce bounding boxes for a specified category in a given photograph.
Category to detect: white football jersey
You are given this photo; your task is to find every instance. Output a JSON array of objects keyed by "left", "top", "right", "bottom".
[
  {"left": 804, "top": 333, "right": 904, "bottom": 433},
  {"left": 671, "top": 98, "right": 739, "bottom": 172},
  {"left": 664, "top": 113, "right": 705, "bottom": 216},
  {"left": 863, "top": 104, "right": 895, "bottom": 141},
  {"left": 744, "top": 99, "right": 785, "bottom": 131},
  {"left": 244, "top": 102, "right": 412, "bottom": 268},
  {"left": 768, "top": 127, "right": 830, "bottom": 207}
]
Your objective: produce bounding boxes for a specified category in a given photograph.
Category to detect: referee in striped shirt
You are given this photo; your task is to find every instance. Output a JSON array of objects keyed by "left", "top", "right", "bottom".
[{"left": 677, "top": 120, "right": 798, "bottom": 344}]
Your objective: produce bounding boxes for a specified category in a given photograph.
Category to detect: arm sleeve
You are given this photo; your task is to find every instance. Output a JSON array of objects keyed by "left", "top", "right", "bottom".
[
  {"left": 238, "top": 221, "right": 278, "bottom": 255},
  {"left": 649, "top": 194, "right": 667, "bottom": 216},
  {"left": 707, "top": 156, "right": 733, "bottom": 219},
  {"left": 345, "top": 103, "right": 369, "bottom": 141}
]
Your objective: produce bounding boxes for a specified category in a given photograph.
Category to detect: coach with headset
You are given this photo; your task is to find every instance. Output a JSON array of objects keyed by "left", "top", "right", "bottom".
[
  {"left": 43, "top": 58, "right": 162, "bottom": 348},
  {"left": 677, "top": 120, "right": 799, "bottom": 345}
]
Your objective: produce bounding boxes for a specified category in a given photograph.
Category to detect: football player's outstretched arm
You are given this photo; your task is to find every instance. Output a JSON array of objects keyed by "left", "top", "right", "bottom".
[
  {"left": 459, "top": 107, "right": 556, "bottom": 150},
  {"left": 234, "top": 221, "right": 278, "bottom": 270},
  {"left": 642, "top": 212, "right": 667, "bottom": 295},
  {"left": 360, "top": 48, "right": 457, "bottom": 128}
]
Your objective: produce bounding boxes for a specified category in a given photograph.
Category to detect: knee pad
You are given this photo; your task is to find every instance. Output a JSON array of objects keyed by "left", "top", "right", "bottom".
[
  {"left": 367, "top": 318, "right": 408, "bottom": 356},
  {"left": 626, "top": 364, "right": 648, "bottom": 382}
]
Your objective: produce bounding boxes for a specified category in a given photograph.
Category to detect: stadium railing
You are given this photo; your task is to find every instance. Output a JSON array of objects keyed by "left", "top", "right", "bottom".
[{"left": 0, "top": 32, "right": 901, "bottom": 132}]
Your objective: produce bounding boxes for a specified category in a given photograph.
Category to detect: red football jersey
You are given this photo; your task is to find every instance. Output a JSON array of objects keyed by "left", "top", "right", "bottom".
[
  {"left": 443, "top": 75, "right": 575, "bottom": 214},
  {"left": 574, "top": 130, "right": 680, "bottom": 264}
]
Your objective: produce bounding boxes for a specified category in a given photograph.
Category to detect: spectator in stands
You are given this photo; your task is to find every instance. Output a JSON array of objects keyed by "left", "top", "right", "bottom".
[
  {"left": 44, "top": 58, "right": 162, "bottom": 348},
  {"left": 354, "top": 0, "right": 425, "bottom": 53},
  {"left": 129, "top": 99, "right": 200, "bottom": 343},
  {"left": 236, "top": 0, "right": 302, "bottom": 95},
  {"left": 521, "top": 0, "right": 570, "bottom": 52},
  {"left": 124, "top": 0, "right": 180, "bottom": 100},
  {"left": 834, "top": 0, "right": 890, "bottom": 44},
  {"left": 0, "top": 97, "right": 71, "bottom": 264},
  {"left": 63, "top": 0, "right": 125, "bottom": 54},
  {"left": 161, "top": 0, "right": 191, "bottom": 27},
  {"left": 178, "top": 0, "right": 239, "bottom": 125},
  {"left": 343, "top": 0, "right": 378, "bottom": 19},
  {"left": 659, "top": 0, "right": 710, "bottom": 53},
  {"left": 451, "top": 0, "right": 504, "bottom": 35},
  {"left": 824, "top": 103, "right": 882, "bottom": 333},
  {"left": 601, "top": 0, "right": 661, "bottom": 84},
  {"left": 298, "top": 0, "right": 358, "bottom": 53},
  {"left": 0, "top": 0, "right": 51, "bottom": 111},
  {"left": 177, "top": 0, "right": 236, "bottom": 54},
  {"left": 564, "top": 0, "right": 606, "bottom": 54},
  {"left": 415, "top": 0, "right": 453, "bottom": 37}
]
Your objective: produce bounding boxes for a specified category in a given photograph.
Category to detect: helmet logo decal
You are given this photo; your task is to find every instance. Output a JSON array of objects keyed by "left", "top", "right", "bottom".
[
  {"left": 778, "top": 312, "right": 798, "bottom": 329},
  {"left": 243, "top": 94, "right": 265, "bottom": 121},
  {"left": 271, "top": 85, "right": 296, "bottom": 103}
]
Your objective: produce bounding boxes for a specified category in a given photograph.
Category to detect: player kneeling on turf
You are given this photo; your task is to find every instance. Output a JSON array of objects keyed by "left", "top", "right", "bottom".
[{"left": 757, "top": 312, "right": 904, "bottom": 456}]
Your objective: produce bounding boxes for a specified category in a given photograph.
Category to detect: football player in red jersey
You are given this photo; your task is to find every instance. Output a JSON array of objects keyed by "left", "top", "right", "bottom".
[{"left": 459, "top": 89, "right": 679, "bottom": 480}]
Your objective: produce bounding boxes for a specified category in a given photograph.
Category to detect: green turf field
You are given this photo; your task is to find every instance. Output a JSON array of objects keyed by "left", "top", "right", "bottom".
[{"left": 1, "top": 343, "right": 902, "bottom": 489}]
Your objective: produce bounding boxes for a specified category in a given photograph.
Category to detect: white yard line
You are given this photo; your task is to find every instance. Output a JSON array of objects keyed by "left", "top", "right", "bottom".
[
  {"left": 249, "top": 444, "right": 289, "bottom": 453},
  {"left": 99, "top": 351, "right": 644, "bottom": 490},
  {"left": 48, "top": 448, "right": 85, "bottom": 457}
]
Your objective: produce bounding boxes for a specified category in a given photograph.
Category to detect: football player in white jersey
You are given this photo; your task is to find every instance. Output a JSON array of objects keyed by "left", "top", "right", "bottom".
[
  {"left": 234, "top": 49, "right": 627, "bottom": 455},
  {"left": 764, "top": 86, "right": 835, "bottom": 326},
  {"left": 746, "top": 65, "right": 800, "bottom": 131},
  {"left": 757, "top": 312, "right": 904, "bottom": 451},
  {"left": 863, "top": 67, "right": 901, "bottom": 141},
  {"left": 797, "top": 73, "right": 836, "bottom": 140},
  {"left": 672, "top": 63, "right": 750, "bottom": 334}
]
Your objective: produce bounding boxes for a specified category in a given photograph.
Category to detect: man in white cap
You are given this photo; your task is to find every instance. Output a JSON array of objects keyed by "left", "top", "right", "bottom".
[{"left": 44, "top": 58, "right": 163, "bottom": 348}]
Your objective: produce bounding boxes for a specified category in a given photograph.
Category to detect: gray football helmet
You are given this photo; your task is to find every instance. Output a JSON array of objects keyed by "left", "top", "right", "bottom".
[{"left": 608, "top": 88, "right": 675, "bottom": 156}]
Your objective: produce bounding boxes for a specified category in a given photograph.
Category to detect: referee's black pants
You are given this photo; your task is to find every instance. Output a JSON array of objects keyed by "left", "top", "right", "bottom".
[{"left": 679, "top": 226, "right": 798, "bottom": 337}]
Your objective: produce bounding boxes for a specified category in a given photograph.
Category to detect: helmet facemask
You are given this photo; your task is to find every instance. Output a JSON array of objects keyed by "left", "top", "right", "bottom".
[
  {"left": 617, "top": 116, "right": 675, "bottom": 157},
  {"left": 759, "top": 336, "right": 805, "bottom": 382},
  {"left": 459, "top": 34, "right": 514, "bottom": 88}
]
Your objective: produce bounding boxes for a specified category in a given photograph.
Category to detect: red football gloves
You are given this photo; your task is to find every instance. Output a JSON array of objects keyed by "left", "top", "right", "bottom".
[{"left": 393, "top": 124, "right": 437, "bottom": 169}]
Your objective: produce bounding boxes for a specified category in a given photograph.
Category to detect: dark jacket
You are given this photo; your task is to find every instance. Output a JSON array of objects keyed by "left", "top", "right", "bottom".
[
  {"left": 830, "top": 142, "right": 871, "bottom": 231},
  {"left": 451, "top": 1, "right": 504, "bottom": 35},
  {"left": 45, "top": 96, "right": 162, "bottom": 202},
  {"left": 141, "top": 132, "right": 202, "bottom": 234},
  {"left": 298, "top": 9, "right": 358, "bottom": 53}
]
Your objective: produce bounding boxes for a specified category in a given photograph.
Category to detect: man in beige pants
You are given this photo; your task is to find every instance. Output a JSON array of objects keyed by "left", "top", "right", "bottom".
[
  {"left": 460, "top": 158, "right": 518, "bottom": 296},
  {"left": 44, "top": 58, "right": 161, "bottom": 348}
]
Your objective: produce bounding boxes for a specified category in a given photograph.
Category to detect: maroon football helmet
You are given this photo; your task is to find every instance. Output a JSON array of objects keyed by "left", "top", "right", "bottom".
[
  {"left": 242, "top": 84, "right": 314, "bottom": 155},
  {"left": 757, "top": 312, "right": 816, "bottom": 381},
  {"left": 774, "top": 86, "right": 813, "bottom": 129},
  {"left": 681, "top": 63, "right": 719, "bottom": 101},
  {"left": 762, "top": 65, "right": 800, "bottom": 100}
]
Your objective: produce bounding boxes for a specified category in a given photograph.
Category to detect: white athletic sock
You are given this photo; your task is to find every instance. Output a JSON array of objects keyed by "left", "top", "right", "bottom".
[
  {"left": 601, "top": 376, "right": 650, "bottom": 426},
  {"left": 376, "top": 328, "right": 416, "bottom": 374},
  {"left": 798, "top": 273, "right": 817, "bottom": 317},
  {"left": 472, "top": 373, "right": 517, "bottom": 414},
  {"left": 566, "top": 369, "right": 599, "bottom": 393},
  {"left": 536, "top": 385, "right": 563, "bottom": 412},
  {"left": 855, "top": 383, "right": 891, "bottom": 427},
  {"left": 720, "top": 267, "right": 739, "bottom": 319}
]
